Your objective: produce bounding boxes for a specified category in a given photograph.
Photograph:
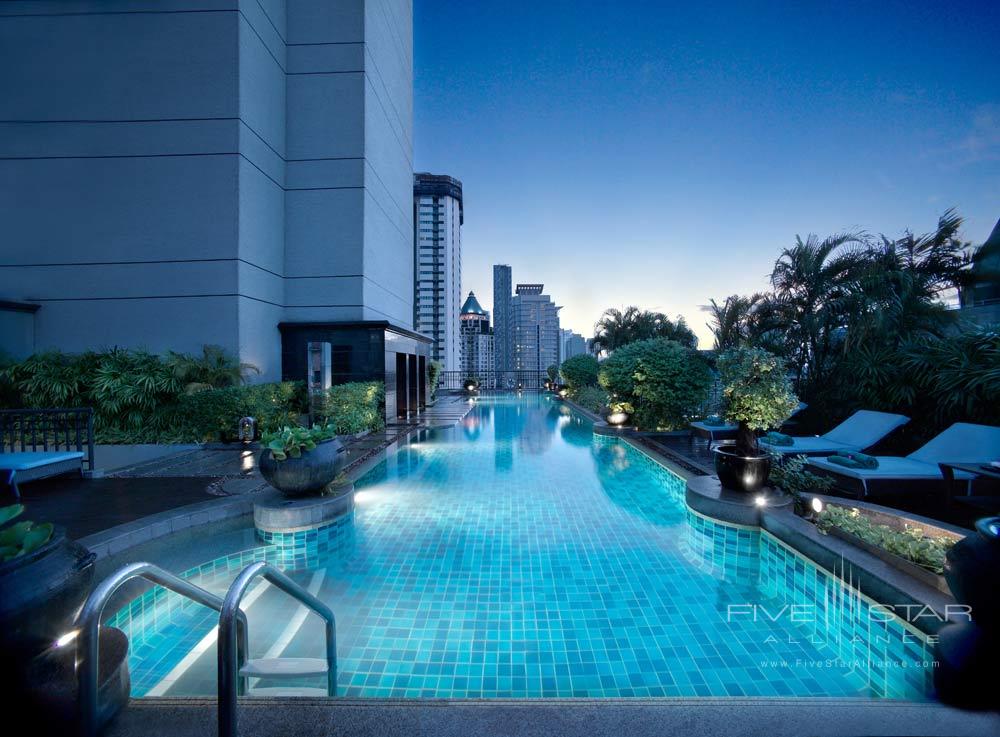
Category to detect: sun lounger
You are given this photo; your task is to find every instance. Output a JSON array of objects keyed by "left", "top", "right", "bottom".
[
  {"left": 758, "top": 409, "right": 909, "bottom": 456},
  {"left": 807, "top": 422, "right": 1000, "bottom": 498}
]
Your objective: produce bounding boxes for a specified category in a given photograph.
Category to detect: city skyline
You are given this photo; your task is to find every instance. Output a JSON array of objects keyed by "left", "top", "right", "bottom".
[{"left": 414, "top": 1, "right": 1000, "bottom": 346}]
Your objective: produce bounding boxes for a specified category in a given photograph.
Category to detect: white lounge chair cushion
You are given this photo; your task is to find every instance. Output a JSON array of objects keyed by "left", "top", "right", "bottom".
[{"left": 0, "top": 451, "right": 84, "bottom": 471}]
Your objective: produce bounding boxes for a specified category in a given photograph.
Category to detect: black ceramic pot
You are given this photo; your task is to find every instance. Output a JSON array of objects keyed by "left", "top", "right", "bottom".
[
  {"left": 0, "top": 526, "right": 95, "bottom": 659},
  {"left": 713, "top": 445, "right": 771, "bottom": 493},
  {"left": 259, "top": 437, "right": 345, "bottom": 497},
  {"left": 943, "top": 516, "right": 1000, "bottom": 631}
]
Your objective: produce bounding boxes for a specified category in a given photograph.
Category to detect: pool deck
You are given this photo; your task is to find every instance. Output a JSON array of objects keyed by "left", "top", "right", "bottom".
[{"left": 106, "top": 697, "right": 1000, "bottom": 737}]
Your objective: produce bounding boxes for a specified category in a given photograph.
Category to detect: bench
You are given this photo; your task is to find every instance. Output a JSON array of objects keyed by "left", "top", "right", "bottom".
[{"left": 0, "top": 408, "right": 95, "bottom": 500}]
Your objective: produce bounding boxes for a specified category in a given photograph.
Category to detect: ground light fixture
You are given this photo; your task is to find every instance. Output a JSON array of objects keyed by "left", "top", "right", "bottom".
[
  {"left": 754, "top": 495, "right": 767, "bottom": 507},
  {"left": 811, "top": 497, "right": 824, "bottom": 514},
  {"left": 55, "top": 630, "right": 79, "bottom": 648}
]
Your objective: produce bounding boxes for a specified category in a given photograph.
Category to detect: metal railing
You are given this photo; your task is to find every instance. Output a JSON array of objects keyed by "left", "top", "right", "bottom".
[
  {"left": 219, "top": 562, "right": 337, "bottom": 737},
  {"left": 0, "top": 407, "right": 95, "bottom": 472},
  {"left": 438, "top": 370, "right": 549, "bottom": 392},
  {"left": 76, "top": 562, "right": 249, "bottom": 737}
]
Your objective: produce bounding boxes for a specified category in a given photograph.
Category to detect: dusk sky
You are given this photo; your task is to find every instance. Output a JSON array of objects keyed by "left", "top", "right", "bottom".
[{"left": 414, "top": 1, "right": 1000, "bottom": 347}]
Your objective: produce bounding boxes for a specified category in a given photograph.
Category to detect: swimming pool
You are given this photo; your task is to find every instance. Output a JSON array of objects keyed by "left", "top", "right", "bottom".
[{"left": 110, "top": 394, "right": 934, "bottom": 699}]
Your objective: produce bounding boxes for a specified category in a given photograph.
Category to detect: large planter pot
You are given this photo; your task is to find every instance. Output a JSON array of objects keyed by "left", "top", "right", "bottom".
[
  {"left": 259, "top": 437, "right": 345, "bottom": 497},
  {"left": 0, "top": 526, "right": 95, "bottom": 659},
  {"left": 944, "top": 516, "right": 1000, "bottom": 631},
  {"left": 713, "top": 445, "right": 771, "bottom": 493}
]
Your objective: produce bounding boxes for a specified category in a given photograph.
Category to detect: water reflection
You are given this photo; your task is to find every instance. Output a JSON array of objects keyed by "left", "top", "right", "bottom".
[{"left": 590, "top": 440, "right": 686, "bottom": 526}]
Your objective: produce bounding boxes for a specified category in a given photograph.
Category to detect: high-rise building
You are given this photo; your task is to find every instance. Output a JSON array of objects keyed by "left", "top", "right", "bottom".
[
  {"left": 414, "top": 173, "right": 463, "bottom": 370},
  {"left": 560, "top": 329, "right": 587, "bottom": 361},
  {"left": 459, "top": 291, "right": 494, "bottom": 377},
  {"left": 492, "top": 264, "right": 513, "bottom": 372},
  {"left": 0, "top": 1, "right": 430, "bottom": 422},
  {"left": 512, "top": 284, "right": 561, "bottom": 372}
]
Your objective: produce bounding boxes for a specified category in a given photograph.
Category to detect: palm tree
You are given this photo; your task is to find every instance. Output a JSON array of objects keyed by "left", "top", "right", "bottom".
[
  {"left": 853, "top": 209, "right": 977, "bottom": 346},
  {"left": 590, "top": 306, "right": 697, "bottom": 354},
  {"left": 769, "top": 231, "right": 867, "bottom": 390}
]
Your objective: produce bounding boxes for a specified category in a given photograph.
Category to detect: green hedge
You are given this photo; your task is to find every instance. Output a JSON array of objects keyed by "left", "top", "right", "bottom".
[
  {"left": 319, "top": 381, "right": 385, "bottom": 435},
  {"left": 559, "top": 354, "right": 598, "bottom": 390},
  {"left": 598, "top": 338, "right": 711, "bottom": 430},
  {"left": 0, "top": 347, "right": 308, "bottom": 444},
  {"left": 572, "top": 385, "right": 609, "bottom": 414}
]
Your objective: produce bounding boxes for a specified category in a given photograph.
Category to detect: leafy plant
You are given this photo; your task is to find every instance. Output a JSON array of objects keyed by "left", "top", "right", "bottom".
[
  {"left": 319, "top": 381, "right": 385, "bottom": 435},
  {"left": 717, "top": 347, "right": 799, "bottom": 453},
  {"left": 591, "top": 306, "right": 697, "bottom": 355},
  {"left": 262, "top": 425, "right": 336, "bottom": 462},
  {"left": 598, "top": 338, "right": 711, "bottom": 430},
  {"left": 166, "top": 344, "right": 259, "bottom": 393},
  {"left": 559, "top": 354, "right": 598, "bottom": 390},
  {"left": 546, "top": 364, "right": 559, "bottom": 383},
  {"left": 571, "top": 385, "right": 610, "bottom": 414},
  {"left": 0, "top": 504, "right": 54, "bottom": 563},
  {"left": 768, "top": 454, "right": 834, "bottom": 513},
  {"left": 428, "top": 360, "right": 444, "bottom": 400},
  {"left": 817, "top": 505, "right": 955, "bottom": 574}
]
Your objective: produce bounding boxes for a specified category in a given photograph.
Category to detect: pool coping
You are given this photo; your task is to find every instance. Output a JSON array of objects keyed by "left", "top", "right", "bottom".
[{"left": 107, "top": 696, "right": 1000, "bottom": 737}]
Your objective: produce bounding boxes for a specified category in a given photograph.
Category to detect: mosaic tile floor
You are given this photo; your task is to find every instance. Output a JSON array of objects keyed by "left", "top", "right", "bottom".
[{"left": 113, "top": 394, "right": 934, "bottom": 700}]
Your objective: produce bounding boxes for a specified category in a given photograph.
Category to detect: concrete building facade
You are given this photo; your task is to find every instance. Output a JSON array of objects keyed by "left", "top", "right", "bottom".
[
  {"left": 512, "top": 284, "right": 561, "bottom": 373},
  {"left": 0, "top": 0, "right": 425, "bottom": 416},
  {"left": 413, "top": 173, "right": 462, "bottom": 370},
  {"left": 492, "top": 264, "right": 513, "bottom": 372},
  {"left": 459, "top": 292, "right": 493, "bottom": 377}
]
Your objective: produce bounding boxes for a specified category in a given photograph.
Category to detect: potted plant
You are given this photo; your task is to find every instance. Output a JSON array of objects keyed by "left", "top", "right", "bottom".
[
  {"left": 0, "top": 504, "right": 96, "bottom": 659},
  {"left": 259, "top": 425, "right": 345, "bottom": 497},
  {"left": 605, "top": 399, "right": 632, "bottom": 426},
  {"left": 713, "top": 347, "right": 798, "bottom": 492}
]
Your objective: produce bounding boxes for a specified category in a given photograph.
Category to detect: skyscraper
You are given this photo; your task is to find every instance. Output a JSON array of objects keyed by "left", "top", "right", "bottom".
[
  {"left": 492, "top": 264, "right": 513, "bottom": 372},
  {"left": 0, "top": 0, "right": 418, "bottom": 385},
  {"left": 459, "top": 291, "right": 494, "bottom": 377},
  {"left": 512, "top": 284, "right": 561, "bottom": 372},
  {"left": 414, "top": 173, "right": 463, "bottom": 370},
  {"left": 560, "top": 329, "right": 587, "bottom": 361}
]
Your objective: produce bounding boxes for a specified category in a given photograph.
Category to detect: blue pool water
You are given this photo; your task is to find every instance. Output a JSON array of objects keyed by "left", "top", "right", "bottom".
[{"left": 111, "top": 394, "right": 934, "bottom": 699}]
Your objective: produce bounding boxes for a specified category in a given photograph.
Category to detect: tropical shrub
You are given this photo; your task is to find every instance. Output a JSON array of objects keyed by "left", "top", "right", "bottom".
[
  {"left": 168, "top": 381, "right": 306, "bottom": 443},
  {"left": 319, "top": 381, "right": 385, "bottom": 435},
  {"left": 166, "top": 344, "right": 259, "bottom": 393},
  {"left": 717, "top": 347, "right": 799, "bottom": 453},
  {"left": 262, "top": 424, "right": 336, "bottom": 462},
  {"left": 768, "top": 453, "right": 834, "bottom": 514},
  {"left": 572, "top": 385, "right": 610, "bottom": 414},
  {"left": 0, "top": 347, "right": 296, "bottom": 443},
  {"left": 546, "top": 364, "right": 559, "bottom": 382},
  {"left": 817, "top": 505, "right": 954, "bottom": 574},
  {"left": 591, "top": 306, "right": 697, "bottom": 354},
  {"left": 559, "top": 353, "right": 598, "bottom": 390},
  {"left": 428, "top": 360, "right": 443, "bottom": 400},
  {"left": 598, "top": 338, "right": 711, "bottom": 430}
]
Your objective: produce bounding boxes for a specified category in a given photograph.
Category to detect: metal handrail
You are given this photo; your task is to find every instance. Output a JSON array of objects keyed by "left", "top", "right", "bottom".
[
  {"left": 218, "top": 562, "right": 337, "bottom": 737},
  {"left": 76, "top": 561, "right": 248, "bottom": 737}
]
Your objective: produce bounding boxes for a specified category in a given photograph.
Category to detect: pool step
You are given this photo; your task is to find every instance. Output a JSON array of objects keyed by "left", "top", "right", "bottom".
[
  {"left": 244, "top": 686, "right": 329, "bottom": 697},
  {"left": 240, "top": 657, "right": 329, "bottom": 679}
]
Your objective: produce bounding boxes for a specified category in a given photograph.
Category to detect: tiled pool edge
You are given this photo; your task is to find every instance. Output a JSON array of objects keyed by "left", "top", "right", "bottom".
[{"left": 619, "top": 431, "right": 958, "bottom": 637}]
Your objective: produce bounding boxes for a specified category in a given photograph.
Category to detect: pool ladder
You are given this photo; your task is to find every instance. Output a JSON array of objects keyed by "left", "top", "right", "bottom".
[{"left": 76, "top": 561, "right": 337, "bottom": 737}]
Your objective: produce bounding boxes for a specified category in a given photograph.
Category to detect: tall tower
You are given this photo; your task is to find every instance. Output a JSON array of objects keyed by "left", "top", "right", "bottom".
[
  {"left": 511, "top": 284, "right": 561, "bottom": 372},
  {"left": 492, "top": 264, "right": 513, "bottom": 372},
  {"left": 414, "top": 173, "right": 463, "bottom": 370},
  {"left": 459, "top": 291, "right": 494, "bottom": 377}
]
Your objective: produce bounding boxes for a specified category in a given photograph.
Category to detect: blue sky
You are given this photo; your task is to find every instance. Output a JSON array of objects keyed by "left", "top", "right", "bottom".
[{"left": 413, "top": 0, "right": 1000, "bottom": 346}]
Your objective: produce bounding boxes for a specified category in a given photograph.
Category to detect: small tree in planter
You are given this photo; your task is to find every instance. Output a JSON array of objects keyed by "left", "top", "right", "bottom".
[{"left": 714, "top": 347, "right": 799, "bottom": 492}]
